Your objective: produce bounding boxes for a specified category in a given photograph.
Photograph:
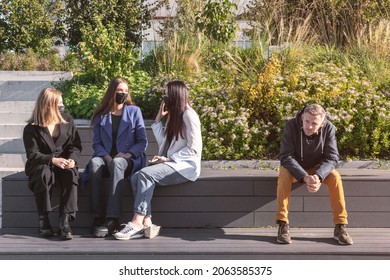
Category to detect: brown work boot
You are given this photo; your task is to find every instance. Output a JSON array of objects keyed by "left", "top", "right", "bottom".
[
  {"left": 334, "top": 224, "right": 353, "bottom": 245},
  {"left": 277, "top": 220, "right": 292, "bottom": 244}
]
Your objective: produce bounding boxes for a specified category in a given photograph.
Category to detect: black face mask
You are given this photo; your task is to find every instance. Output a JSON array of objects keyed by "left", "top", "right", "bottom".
[
  {"left": 115, "top": 92, "right": 128, "bottom": 104},
  {"left": 58, "top": 105, "right": 65, "bottom": 113}
]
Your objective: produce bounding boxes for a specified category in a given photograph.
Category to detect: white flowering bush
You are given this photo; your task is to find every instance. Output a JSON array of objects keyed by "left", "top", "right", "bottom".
[
  {"left": 146, "top": 47, "right": 390, "bottom": 160},
  {"left": 236, "top": 52, "right": 390, "bottom": 159},
  {"left": 189, "top": 74, "right": 268, "bottom": 160}
]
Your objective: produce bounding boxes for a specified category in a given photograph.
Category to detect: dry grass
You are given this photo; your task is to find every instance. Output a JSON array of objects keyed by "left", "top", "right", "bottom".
[{"left": 357, "top": 19, "right": 390, "bottom": 59}]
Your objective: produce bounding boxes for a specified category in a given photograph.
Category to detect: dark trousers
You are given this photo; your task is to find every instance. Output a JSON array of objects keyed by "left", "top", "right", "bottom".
[{"left": 31, "top": 165, "right": 78, "bottom": 220}]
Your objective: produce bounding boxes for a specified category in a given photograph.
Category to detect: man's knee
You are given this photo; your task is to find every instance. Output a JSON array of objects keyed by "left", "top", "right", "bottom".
[
  {"left": 278, "top": 166, "right": 295, "bottom": 183},
  {"left": 324, "top": 169, "right": 342, "bottom": 183}
]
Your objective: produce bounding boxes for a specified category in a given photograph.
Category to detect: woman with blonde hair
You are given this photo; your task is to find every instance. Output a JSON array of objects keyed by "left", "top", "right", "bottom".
[{"left": 23, "top": 87, "right": 82, "bottom": 240}]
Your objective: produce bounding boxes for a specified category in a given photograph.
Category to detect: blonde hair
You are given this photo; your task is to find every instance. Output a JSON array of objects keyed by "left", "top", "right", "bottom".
[{"left": 27, "top": 88, "right": 67, "bottom": 126}]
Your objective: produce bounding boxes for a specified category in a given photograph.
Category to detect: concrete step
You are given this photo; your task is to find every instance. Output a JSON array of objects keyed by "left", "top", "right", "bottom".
[
  {"left": 0, "top": 138, "right": 24, "bottom": 153},
  {"left": 0, "top": 81, "right": 53, "bottom": 101},
  {"left": 0, "top": 112, "right": 31, "bottom": 124},
  {"left": 0, "top": 168, "right": 24, "bottom": 176},
  {"left": 0, "top": 101, "right": 35, "bottom": 112},
  {"left": 0, "top": 71, "right": 72, "bottom": 81},
  {"left": 0, "top": 153, "right": 26, "bottom": 168},
  {"left": 0, "top": 124, "right": 24, "bottom": 138},
  {"left": 0, "top": 71, "right": 73, "bottom": 103}
]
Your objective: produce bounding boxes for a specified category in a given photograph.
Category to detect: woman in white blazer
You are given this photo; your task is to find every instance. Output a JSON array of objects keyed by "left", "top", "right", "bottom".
[{"left": 114, "top": 80, "right": 202, "bottom": 240}]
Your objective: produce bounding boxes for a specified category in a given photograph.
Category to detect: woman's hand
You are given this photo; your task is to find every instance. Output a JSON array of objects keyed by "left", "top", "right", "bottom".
[
  {"left": 155, "top": 100, "right": 169, "bottom": 123},
  {"left": 52, "top": 157, "right": 74, "bottom": 169},
  {"left": 64, "top": 159, "right": 75, "bottom": 169},
  {"left": 115, "top": 152, "right": 132, "bottom": 159},
  {"left": 148, "top": 155, "right": 170, "bottom": 165}
]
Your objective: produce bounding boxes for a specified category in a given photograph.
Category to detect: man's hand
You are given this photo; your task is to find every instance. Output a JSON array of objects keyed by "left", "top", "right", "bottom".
[{"left": 303, "top": 174, "right": 321, "bottom": 193}]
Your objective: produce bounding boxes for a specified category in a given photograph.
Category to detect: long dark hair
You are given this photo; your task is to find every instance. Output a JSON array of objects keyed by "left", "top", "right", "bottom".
[
  {"left": 165, "top": 80, "right": 189, "bottom": 144},
  {"left": 91, "top": 77, "right": 133, "bottom": 122}
]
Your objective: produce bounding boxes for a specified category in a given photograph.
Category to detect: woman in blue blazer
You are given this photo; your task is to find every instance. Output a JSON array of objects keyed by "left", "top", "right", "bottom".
[{"left": 86, "top": 77, "right": 148, "bottom": 237}]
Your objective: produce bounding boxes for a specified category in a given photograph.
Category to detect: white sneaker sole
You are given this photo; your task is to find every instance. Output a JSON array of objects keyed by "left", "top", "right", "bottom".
[
  {"left": 115, "top": 233, "right": 144, "bottom": 240},
  {"left": 114, "top": 222, "right": 145, "bottom": 240}
]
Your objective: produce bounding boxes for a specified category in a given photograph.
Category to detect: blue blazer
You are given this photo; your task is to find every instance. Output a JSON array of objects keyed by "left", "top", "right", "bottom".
[{"left": 80, "top": 105, "right": 148, "bottom": 189}]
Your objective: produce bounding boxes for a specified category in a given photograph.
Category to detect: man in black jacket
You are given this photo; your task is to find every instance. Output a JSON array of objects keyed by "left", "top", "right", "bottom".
[{"left": 275, "top": 104, "right": 353, "bottom": 245}]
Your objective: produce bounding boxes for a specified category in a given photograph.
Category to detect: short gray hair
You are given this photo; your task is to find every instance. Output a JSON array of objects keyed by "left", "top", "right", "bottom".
[{"left": 304, "top": 104, "right": 326, "bottom": 118}]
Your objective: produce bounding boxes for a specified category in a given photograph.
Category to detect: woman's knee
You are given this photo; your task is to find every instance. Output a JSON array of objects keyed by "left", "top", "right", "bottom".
[
  {"left": 110, "top": 157, "right": 128, "bottom": 171},
  {"left": 55, "top": 167, "right": 78, "bottom": 180},
  {"left": 131, "top": 171, "right": 139, "bottom": 186},
  {"left": 90, "top": 157, "right": 105, "bottom": 171}
]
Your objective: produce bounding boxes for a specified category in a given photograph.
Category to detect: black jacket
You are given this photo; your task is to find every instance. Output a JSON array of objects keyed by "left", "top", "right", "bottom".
[
  {"left": 279, "top": 107, "right": 339, "bottom": 182},
  {"left": 23, "top": 113, "right": 82, "bottom": 180}
]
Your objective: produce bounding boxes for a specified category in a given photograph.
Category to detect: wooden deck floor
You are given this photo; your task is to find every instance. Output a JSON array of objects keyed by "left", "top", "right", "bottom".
[{"left": 1, "top": 227, "right": 390, "bottom": 260}]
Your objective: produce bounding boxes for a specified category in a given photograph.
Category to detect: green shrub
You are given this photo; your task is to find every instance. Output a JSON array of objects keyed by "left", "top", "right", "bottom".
[
  {"left": 236, "top": 47, "right": 390, "bottom": 159},
  {"left": 78, "top": 18, "right": 138, "bottom": 84},
  {"left": 59, "top": 75, "right": 104, "bottom": 119},
  {"left": 189, "top": 73, "right": 268, "bottom": 160},
  {"left": 0, "top": 49, "right": 75, "bottom": 71},
  {"left": 59, "top": 70, "right": 152, "bottom": 120}
]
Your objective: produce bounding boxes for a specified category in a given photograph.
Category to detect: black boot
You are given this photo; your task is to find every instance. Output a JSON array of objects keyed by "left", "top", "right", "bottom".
[
  {"left": 93, "top": 218, "right": 119, "bottom": 238},
  {"left": 58, "top": 213, "right": 73, "bottom": 240},
  {"left": 90, "top": 217, "right": 104, "bottom": 234},
  {"left": 39, "top": 214, "right": 54, "bottom": 237}
]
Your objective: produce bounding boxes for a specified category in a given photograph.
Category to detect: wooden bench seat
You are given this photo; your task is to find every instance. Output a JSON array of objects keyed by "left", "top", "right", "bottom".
[
  {"left": 2, "top": 126, "right": 390, "bottom": 229},
  {"left": 2, "top": 168, "right": 390, "bottom": 229}
]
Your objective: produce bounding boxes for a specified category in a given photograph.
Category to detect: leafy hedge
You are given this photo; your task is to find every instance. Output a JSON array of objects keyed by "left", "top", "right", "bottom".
[{"left": 57, "top": 44, "right": 390, "bottom": 160}]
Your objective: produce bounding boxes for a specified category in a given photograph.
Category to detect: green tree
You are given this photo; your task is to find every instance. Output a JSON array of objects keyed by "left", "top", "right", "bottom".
[
  {"left": 58, "top": 0, "right": 164, "bottom": 49},
  {"left": 0, "top": 0, "right": 58, "bottom": 54},
  {"left": 158, "top": 0, "right": 205, "bottom": 40},
  {"left": 196, "top": 0, "right": 238, "bottom": 44},
  {"left": 78, "top": 17, "right": 138, "bottom": 84}
]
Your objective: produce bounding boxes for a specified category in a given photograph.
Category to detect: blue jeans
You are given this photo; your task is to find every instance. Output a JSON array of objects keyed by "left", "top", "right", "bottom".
[
  {"left": 131, "top": 163, "right": 188, "bottom": 216},
  {"left": 89, "top": 157, "right": 129, "bottom": 218}
]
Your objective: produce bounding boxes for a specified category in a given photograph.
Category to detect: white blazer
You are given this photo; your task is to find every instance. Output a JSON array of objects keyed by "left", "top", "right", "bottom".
[{"left": 151, "top": 106, "right": 202, "bottom": 181}]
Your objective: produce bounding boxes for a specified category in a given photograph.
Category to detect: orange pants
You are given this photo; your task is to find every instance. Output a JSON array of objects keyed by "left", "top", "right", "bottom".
[{"left": 275, "top": 166, "right": 348, "bottom": 225}]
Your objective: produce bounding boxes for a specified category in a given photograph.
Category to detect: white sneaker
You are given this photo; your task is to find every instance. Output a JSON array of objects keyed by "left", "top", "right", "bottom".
[{"left": 114, "top": 222, "right": 144, "bottom": 240}]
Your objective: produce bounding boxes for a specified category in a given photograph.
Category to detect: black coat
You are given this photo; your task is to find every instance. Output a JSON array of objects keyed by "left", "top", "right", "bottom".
[{"left": 23, "top": 113, "right": 82, "bottom": 192}]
